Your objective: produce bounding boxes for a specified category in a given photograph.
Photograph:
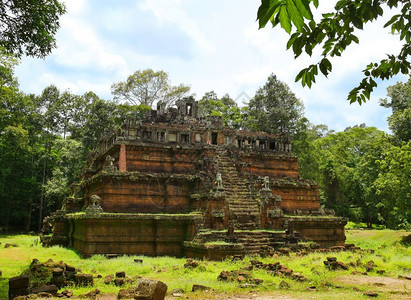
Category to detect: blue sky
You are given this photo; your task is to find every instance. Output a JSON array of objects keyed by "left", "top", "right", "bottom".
[{"left": 15, "top": 0, "right": 408, "bottom": 132}]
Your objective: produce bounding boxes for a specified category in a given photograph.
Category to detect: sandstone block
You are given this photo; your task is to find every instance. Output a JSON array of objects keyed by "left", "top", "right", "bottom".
[
  {"left": 74, "top": 273, "right": 93, "bottom": 287},
  {"left": 31, "top": 284, "right": 58, "bottom": 296},
  {"left": 118, "top": 278, "right": 167, "bottom": 300},
  {"left": 192, "top": 284, "right": 211, "bottom": 292}
]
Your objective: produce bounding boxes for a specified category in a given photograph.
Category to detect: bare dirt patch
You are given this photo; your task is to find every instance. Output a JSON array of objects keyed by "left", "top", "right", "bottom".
[{"left": 334, "top": 275, "right": 410, "bottom": 298}]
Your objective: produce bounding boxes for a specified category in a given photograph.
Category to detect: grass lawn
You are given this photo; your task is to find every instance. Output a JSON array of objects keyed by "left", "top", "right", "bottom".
[{"left": 0, "top": 229, "right": 410, "bottom": 299}]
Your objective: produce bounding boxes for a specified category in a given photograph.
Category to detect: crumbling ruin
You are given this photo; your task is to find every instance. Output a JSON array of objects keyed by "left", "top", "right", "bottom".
[{"left": 42, "top": 97, "right": 347, "bottom": 258}]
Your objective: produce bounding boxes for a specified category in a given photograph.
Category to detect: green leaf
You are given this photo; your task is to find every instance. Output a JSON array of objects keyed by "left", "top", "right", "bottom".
[
  {"left": 278, "top": 4, "right": 292, "bottom": 33},
  {"left": 351, "top": 34, "right": 359, "bottom": 44},
  {"left": 322, "top": 13, "right": 334, "bottom": 18},
  {"left": 294, "top": 0, "right": 313, "bottom": 20},
  {"left": 352, "top": 16, "right": 363, "bottom": 29},
  {"left": 257, "top": 0, "right": 282, "bottom": 29},
  {"left": 287, "top": 0, "right": 305, "bottom": 31},
  {"left": 286, "top": 33, "right": 299, "bottom": 49}
]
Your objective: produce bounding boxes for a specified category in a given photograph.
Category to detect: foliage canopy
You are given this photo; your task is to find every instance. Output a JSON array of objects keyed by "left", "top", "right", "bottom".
[
  {"left": 0, "top": 0, "right": 66, "bottom": 58},
  {"left": 111, "top": 69, "right": 191, "bottom": 108},
  {"left": 257, "top": 0, "right": 410, "bottom": 104}
]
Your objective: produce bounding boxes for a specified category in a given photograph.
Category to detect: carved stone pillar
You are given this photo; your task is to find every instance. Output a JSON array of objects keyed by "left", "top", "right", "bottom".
[{"left": 119, "top": 144, "right": 127, "bottom": 172}]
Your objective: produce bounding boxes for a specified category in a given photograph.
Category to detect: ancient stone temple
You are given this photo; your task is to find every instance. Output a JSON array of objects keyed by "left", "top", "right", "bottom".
[{"left": 43, "top": 97, "right": 346, "bottom": 258}]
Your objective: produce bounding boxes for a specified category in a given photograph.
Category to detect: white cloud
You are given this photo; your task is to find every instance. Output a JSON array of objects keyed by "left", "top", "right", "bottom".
[
  {"left": 14, "top": 1, "right": 406, "bottom": 133},
  {"left": 140, "top": 0, "right": 215, "bottom": 54},
  {"left": 52, "top": 17, "right": 127, "bottom": 74}
]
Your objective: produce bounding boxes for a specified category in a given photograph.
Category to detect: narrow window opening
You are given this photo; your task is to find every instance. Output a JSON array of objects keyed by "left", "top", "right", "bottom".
[{"left": 211, "top": 132, "right": 218, "bottom": 145}]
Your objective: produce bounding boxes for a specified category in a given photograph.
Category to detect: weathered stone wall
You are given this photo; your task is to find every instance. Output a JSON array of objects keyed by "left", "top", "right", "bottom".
[
  {"left": 241, "top": 153, "right": 299, "bottom": 180},
  {"left": 68, "top": 214, "right": 201, "bottom": 257},
  {"left": 286, "top": 217, "right": 347, "bottom": 247},
  {"left": 84, "top": 174, "right": 199, "bottom": 213},
  {"left": 272, "top": 182, "right": 321, "bottom": 213},
  {"left": 125, "top": 145, "right": 201, "bottom": 174}
]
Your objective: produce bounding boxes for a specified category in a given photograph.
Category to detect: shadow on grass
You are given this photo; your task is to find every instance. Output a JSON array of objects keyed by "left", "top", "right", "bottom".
[
  {"left": 399, "top": 233, "right": 411, "bottom": 246},
  {"left": 0, "top": 278, "right": 8, "bottom": 299}
]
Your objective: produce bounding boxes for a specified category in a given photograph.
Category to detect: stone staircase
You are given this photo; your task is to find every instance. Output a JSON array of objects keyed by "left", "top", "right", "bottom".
[
  {"left": 190, "top": 229, "right": 296, "bottom": 255},
  {"left": 215, "top": 147, "right": 260, "bottom": 230}
]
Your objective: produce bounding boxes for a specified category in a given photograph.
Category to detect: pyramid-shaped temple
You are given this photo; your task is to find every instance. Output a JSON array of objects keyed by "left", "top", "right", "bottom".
[{"left": 43, "top": 97, "right": 347, "bottom": 258}]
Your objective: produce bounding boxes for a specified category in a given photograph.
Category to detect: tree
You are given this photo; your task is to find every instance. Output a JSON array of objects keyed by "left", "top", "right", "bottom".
[
  {"left": 44, "top": 138, "right": 84, "bottom": 213},
  {"left": 0, "top": 47, "right": 19, "bottom": 89},
  {"left": 312, "top": 125, "right": 388, "bottom": 222},
  {"left": 292, "top": 117, "right": 329, "bottom": 181},
  {"left": 257, "top": 0, "right": 410, "bottom": 104},
  {"left": 0, "top": 0, "right": 66, "bottom": 58},
  {"left": 111, "top": 69, "right": 190, "bottom": 108},
  {"left": 198, "top": 91, "right": 244, "bottom": 129},
  {"left": 373, "top": 141, "right": 411, "bottom": 229},
  {"left": 380, "top": 77, "right": 411, "bottom": 142},
  {"left": 245, "top": 73, "right": 304, "bottom": 134}
]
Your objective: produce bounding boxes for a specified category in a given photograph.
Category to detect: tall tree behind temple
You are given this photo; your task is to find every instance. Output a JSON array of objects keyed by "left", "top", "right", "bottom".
[
  {"left": 111, "top": 69, "right": 190, "bottom": 108},
  {"left": 245, "top": 74, "right": 304, "bottom": 135},
  {"left": 0, "top": 49, "right": 42, "bottom": 231},
  {"left": 198, "top": 91, "right": 244, "bottom": 129},
  {"left": 292, "top": 117, "right": 330, "bottom": 182},
  {"left": 380, "top": 77, "right": 411, "bottom": 143}
]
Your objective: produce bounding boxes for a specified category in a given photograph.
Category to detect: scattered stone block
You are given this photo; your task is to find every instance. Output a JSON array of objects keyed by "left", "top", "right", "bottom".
[
  {"left": 104, "top": 274, "right": 114, "bottom": 284},
  {"left": 65, "top": 265, "right": 75, "bottom": 272},
  {"left": 9, "top": 275, "right": 30, "bottom": 300},
  {"left": 192, "top": 284, "right": 211, "bottom": 292},
  {"left": 134, "top": 259, "right": 143, "bottom": 264},
  {"left": 250, "top": 259, "right": 263, "bottom": 267},
  {"left": 83, "top": 288, "right": 100, "bottom": 298},
  {"left": 52, "top": 268, "right": 64, "bottom": 276},
  {"left": 366, "top": 264, "right": 374, "bottom": 272},
  {"left": 364, "top": 291, "right": 378, "bottom": 297},
  {"left": 241, "top": 264, "right": 253, "bottom": 271},
  {"left": 279, "top": 280, "right": 290, "bottom": 289},
  {"left": 232, "top": 254, "right": 243, "bottom": 261},
  {"left": 115, "top": 277, "right": 125, "bottom": 286},
  {"left": 169, "top": 288, "right": 184, "bottom": 295},
  {"left": 324, "top": 257, "right": 349, "bottom": 270},
  {"left": 31, "top": 284, "right": 58, "bottom": 296},
  {"left": 116, "top": 271, "right": 126, "bottom": 278},
  {"left": 184, "top": 258, "right": 199, "bottom": 268},
  {"left": 309, "top": 243, "right": 321, "bottom": 249},
  {"left": 36, "top": 292, "right": 53, "bottom": 298},
  {"left": 218, "top": 270, "right": 251, "bottom": 282},
  {"left": 74, "top": 273, "right": 93, "bottom": 287},
  {"left": 118, "top": 278, "right": 167, "bottom": 300},
  {"left": 337, "top": 261, "right": 348, "bottom": 270}
]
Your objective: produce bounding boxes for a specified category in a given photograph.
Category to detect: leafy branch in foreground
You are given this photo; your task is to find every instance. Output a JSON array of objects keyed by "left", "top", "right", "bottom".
[
  {"left": 257, "top": 0, "right": 410, "bottom": 104},
  {"left": 0, "top": 0, "right": 66, "bottom": 58}
]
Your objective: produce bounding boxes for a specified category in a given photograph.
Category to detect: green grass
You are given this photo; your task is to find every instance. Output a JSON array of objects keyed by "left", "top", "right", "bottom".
[
  {"left": 346, "top": 221, "right": 386, "bottom": 230},
  {"left": 0, "top": 230, "right": 410, "bottom": 299}
]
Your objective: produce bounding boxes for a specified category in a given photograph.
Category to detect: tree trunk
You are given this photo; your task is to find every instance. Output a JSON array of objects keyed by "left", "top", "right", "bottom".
[{"left": 38, "top": 156, "right": 47, "bottom": 232}]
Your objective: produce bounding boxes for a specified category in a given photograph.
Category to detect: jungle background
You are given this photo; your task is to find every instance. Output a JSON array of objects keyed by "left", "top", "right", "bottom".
[{"left": 1, "top": 46, "right": 410, "bottom": 233}]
